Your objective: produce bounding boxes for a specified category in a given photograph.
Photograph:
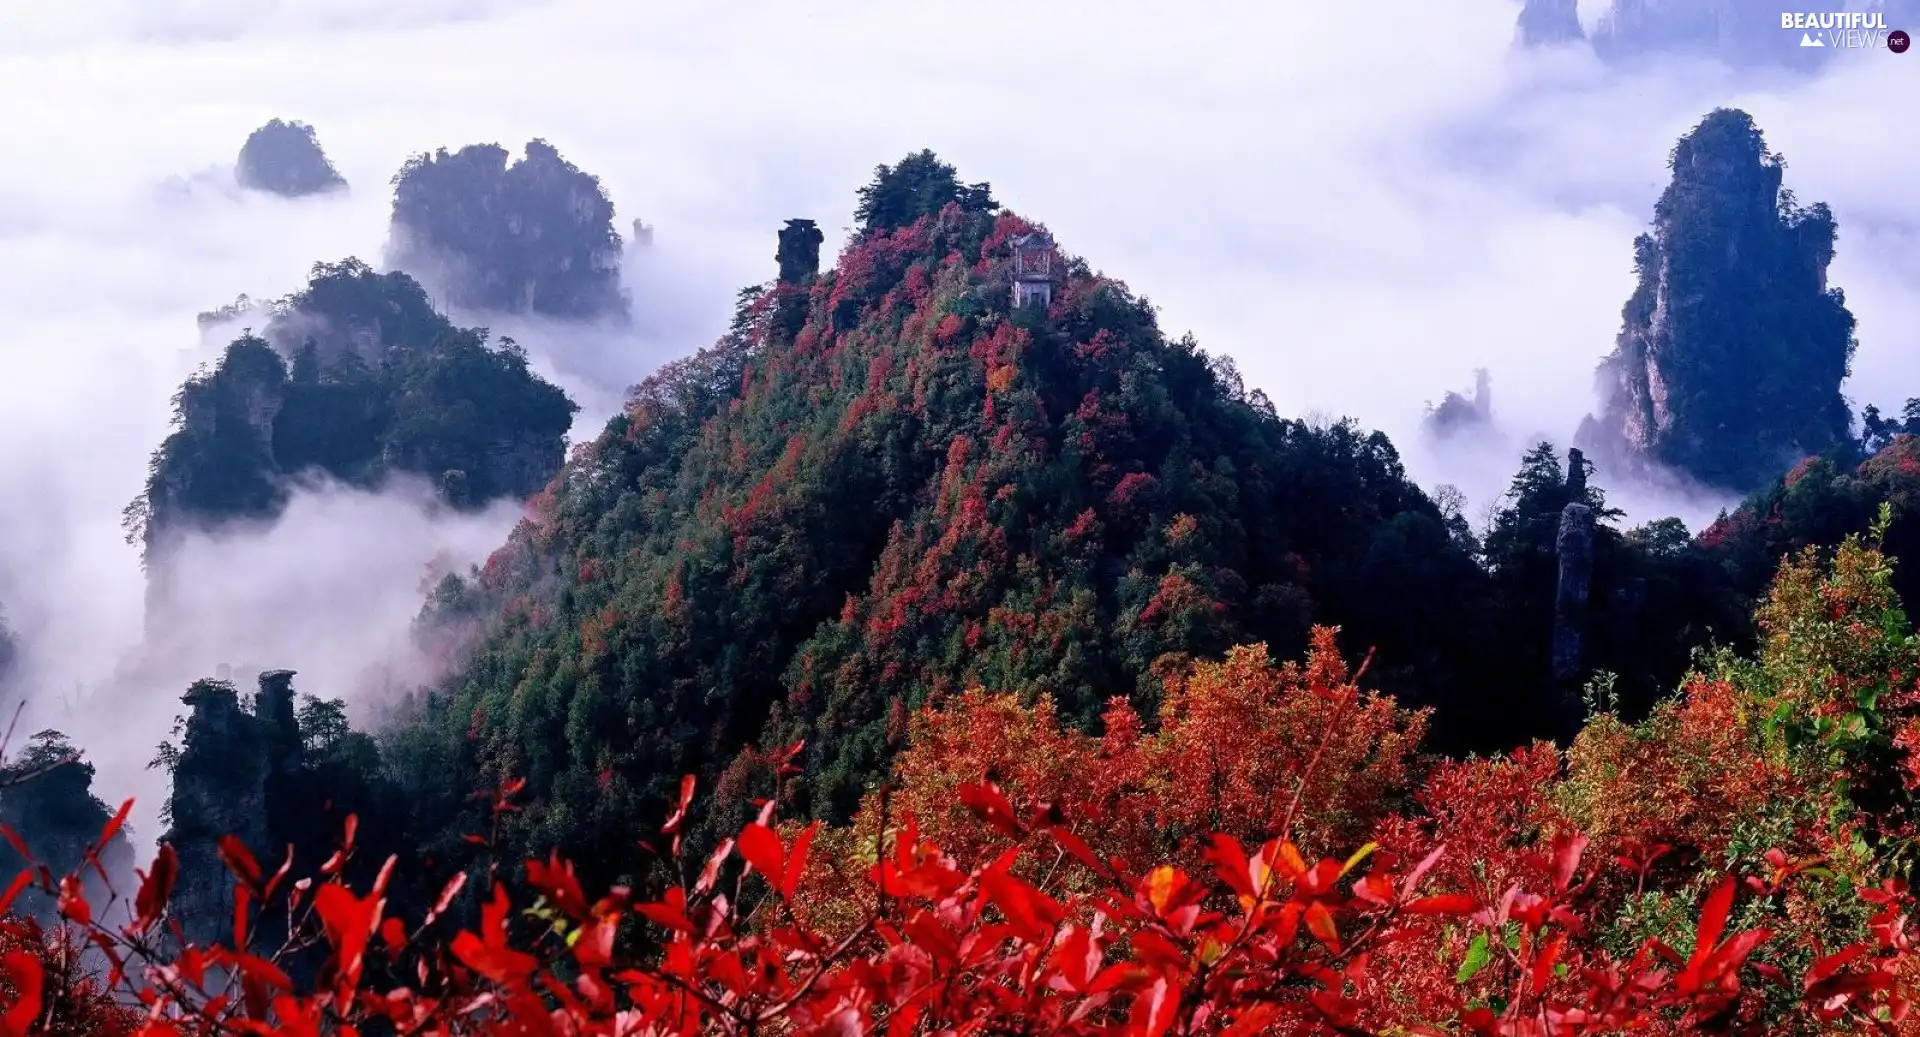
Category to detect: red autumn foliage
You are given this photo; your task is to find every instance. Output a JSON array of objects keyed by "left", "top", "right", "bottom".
[{"left": 2, "top": 536, "right": 1919, "bottom": 1032}]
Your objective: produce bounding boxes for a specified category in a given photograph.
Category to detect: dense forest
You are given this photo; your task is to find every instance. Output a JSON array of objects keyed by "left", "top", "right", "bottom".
[{"left": 6, "top": 110, "right": 1920, "bottom": 1031}]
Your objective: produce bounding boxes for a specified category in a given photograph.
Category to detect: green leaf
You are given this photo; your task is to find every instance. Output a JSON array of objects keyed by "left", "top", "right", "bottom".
[{"left": 1456, "top": 933, "right": 1490, "bottom": 984}]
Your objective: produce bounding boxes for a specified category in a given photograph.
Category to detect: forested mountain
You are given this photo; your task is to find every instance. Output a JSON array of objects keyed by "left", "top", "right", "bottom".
[
  {"left": 1577, "top": 108, "right": 1856, "bottom": 493},
  {"left": 307, "top": 152, "right": 1773, "bottom": 898},
  {"left": 234, "top": 119, "right": 347, "bottom": 198},
  {"left": 387, "top": 139, "right": 629, "bottom": 322},
  {"left": 129, "top": 260, "right": 575, "bottom": 575}
]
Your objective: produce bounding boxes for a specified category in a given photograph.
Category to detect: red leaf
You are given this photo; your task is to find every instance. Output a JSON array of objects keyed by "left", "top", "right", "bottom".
[
  {"left": 958, "top": 781, "right": 1025, "bottom": 838},
  {"left": 425, "top": 872, "right": 467, "bottom": 927},
  {"left": 783, "top": 822, "right": 819, "bottom": 898},
  {"left": 219, "top": 835, "right": 263, "bottom": 892},
  {"left": 982, "top": 866, "right": 1066, "bottom": 944},
  {"left": 98, "top": 798, "right": 133, "bottom": 849},
  {"left": 738, "top": 823, "right": 785, "bottom": 890},
  {"left": 1399, "top": 844, "right": 1446, "bottom": 902},
  {"left": 451, "top": 929, "right": 539, "bottom": 988},
  {"left": 526, "top": 851, "right": 589, "bottom": 920},
  {"left": 1310, "top": 989, "right": 1362, "bottom": 1029},
  {"left": 0, "top": 950, "right": 42, "bottom": 1036},
  {"left": 56, "top": 875, "right": 90, "bottom": 926},
  {"left": 662, "top": 775, "right": 696, "bottom": 836},
  {"left": 1691, "top": 876, "right": 1735, "bottom": 968},
  {"left": 1402, "top": 893, "right": 1477, "bottom": 916},
  {"left": 130, "top": 843, "right": 177, "bottom": 936},
  {"left": 312, "top": 884, "right": 382, "bottom": 988},
  {"left": 1551, "top": 832, "right": 1589, "bottom": 893},
  {"left": 1531, "top": 932, "right": 1565, "bottom": 993},
  {"left": 0, "top": 826, "right": 30, "bottom": 863},
  {"left": 0, "top": 871, "right": 31, "bottom": 919},
  {"left": 697, "top": 838, "right": 734, "bottom": 895},
  {"left": 1806, "top": 944, "right": 1870, "bottom": 988},
  {"left": 1129, "top": 974, "right": 1181, "bottom": 1037},
  {"left": 233, "top": 882, "right": 251, "bottom": 949}
]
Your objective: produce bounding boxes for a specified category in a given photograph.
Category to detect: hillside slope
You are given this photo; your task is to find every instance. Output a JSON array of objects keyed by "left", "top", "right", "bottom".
[{"left": 387, "top": 156, "right": 1500, "bottom": 877}]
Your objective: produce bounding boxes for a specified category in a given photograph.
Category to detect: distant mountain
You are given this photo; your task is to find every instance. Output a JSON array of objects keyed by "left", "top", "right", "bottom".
[
  {"left": 235, "top": 119, "right": 347, "bottom": 198},
  {"left": 387, "top": 139, "right": 629, "bottom": 323},
  {"left": 130, "top": 260, "right": 576, "bottom": 587},
  {"left": 1577, "top": 108, "right": 1856, "bottom": 493}
]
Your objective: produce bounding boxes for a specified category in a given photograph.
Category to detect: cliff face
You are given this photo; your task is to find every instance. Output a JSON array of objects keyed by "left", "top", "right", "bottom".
[
  {"left": 388, "top": 139, "right": 629, "bottom": 323},
  {"left": 1577, "top": 109, "right": 1856, "bottom": 493},
  {"left": 163, "top": 679, "right": 269, "bottom": 947}
]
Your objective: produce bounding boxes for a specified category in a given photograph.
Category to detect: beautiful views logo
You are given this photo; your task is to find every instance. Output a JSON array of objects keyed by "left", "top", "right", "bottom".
[{"left": 1782, "top": 10, "right": 1897, "bottom": 49}]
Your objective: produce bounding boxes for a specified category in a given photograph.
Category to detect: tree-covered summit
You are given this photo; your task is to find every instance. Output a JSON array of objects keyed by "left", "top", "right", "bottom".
[
  {"left": 129, "top": 260, "right": 576, "bottom": 572},
  {"left": 376, "top": 152, "right": 1694, "bottom": 888},
  {"left": 234, "top": 119, "right": 347, "bottom": 198},
  {"left": 1577, "top": 108, "right": 1856, "bottom": 493}
]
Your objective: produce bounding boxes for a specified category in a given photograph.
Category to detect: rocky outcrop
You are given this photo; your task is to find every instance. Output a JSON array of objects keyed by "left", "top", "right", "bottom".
[
  {"left": 777, "top": 219, "right": 825, "bottom": 285},
  {"left": 388, "top": 139, "right": 629, "bottom": 322},
  {"left": 164, "top": 678, "right": 269, "bottom": 947},
  {"left": 1549, "top": 450, "right": 1597, "bottom": 733},
  {"left": 1576, "top": 109, "right": 1855, "bottom": 493},
  {"left": 235, "top": 119, "right": 347, "bottom": 198}
]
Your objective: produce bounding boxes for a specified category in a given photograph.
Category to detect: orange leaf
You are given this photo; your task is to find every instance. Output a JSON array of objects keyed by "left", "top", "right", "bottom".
[
  {"left": 1142, "top": 865, "right": 1185, "bottom": 916},
  {"left": 1304, "top": 900, "right": 1339, "bottom": 952}
]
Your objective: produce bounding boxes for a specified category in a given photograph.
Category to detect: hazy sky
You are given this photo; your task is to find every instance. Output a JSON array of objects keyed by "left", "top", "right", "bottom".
[{"left": 0, "top": 0, "right": 1915, "bottom": 842}]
